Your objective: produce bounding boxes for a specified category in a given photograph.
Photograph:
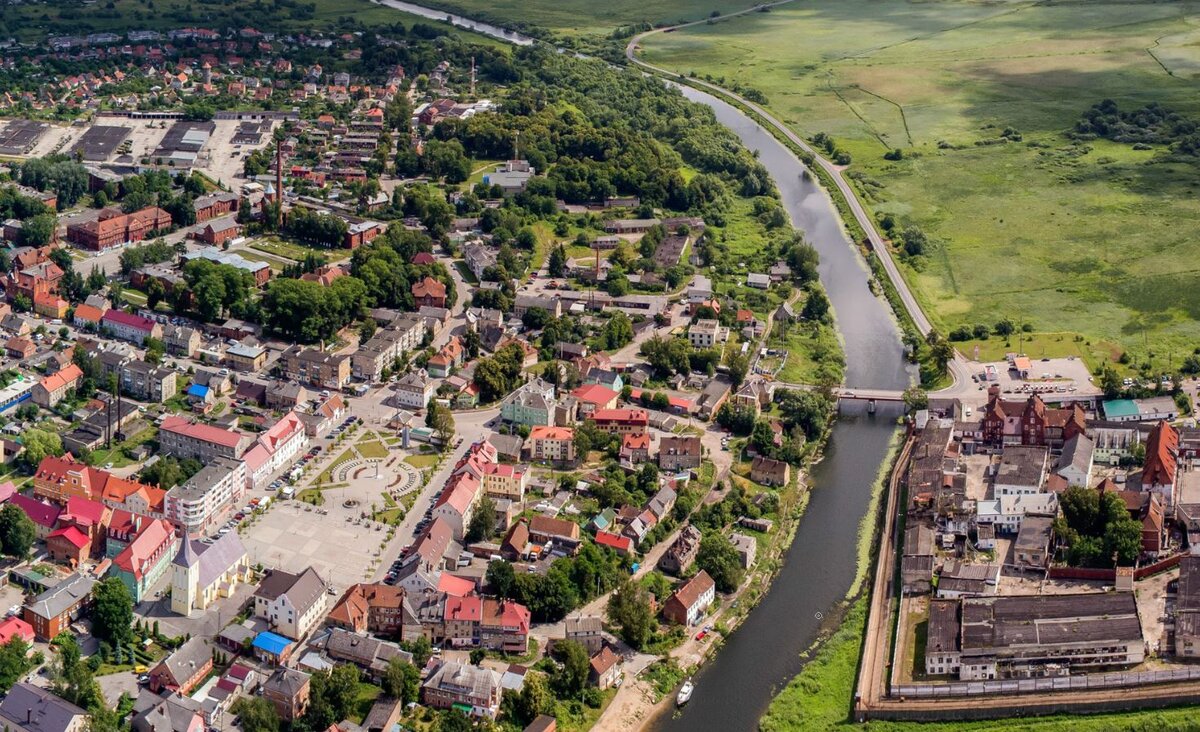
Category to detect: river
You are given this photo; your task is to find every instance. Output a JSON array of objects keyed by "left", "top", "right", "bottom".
[
  {"left": 371, "top": 0, "right": 536, "bottom": 44},
  {"left": 367, "top": 3, "right": 911, "bottom": 727}
]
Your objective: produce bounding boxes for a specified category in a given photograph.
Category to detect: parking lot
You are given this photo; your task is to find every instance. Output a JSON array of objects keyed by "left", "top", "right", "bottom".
[
  {"left": 195, "top": 118, "right": 275, "bottom": 192},
  {"left": 0, "top": 119, "right": 49, "bottom": 156}
]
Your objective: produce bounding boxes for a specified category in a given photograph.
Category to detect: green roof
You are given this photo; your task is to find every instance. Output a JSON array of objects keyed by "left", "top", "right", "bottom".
[{"left": 1102, "top": 399, "right": 1139, "bottom": 419}]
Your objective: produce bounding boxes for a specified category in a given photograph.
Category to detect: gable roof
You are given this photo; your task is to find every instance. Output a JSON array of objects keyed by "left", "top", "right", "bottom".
[{"left": 37, "top": 364, "right": 83, "bottom": 394}]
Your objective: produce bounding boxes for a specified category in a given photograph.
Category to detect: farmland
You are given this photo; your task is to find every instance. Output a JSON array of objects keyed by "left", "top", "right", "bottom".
[{"left": 640, "top": 0, "right": 1200, "bottom": 368}]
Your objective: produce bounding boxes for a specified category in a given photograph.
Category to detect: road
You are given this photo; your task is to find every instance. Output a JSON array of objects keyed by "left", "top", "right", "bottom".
[{"left": 625, "top": 17, "right": 972, "bottom": 395}]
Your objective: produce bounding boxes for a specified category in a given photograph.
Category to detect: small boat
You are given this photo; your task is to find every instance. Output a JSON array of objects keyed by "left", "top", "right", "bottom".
[{"left": 676, "top": 680, "right": 694, "bottom": 706}]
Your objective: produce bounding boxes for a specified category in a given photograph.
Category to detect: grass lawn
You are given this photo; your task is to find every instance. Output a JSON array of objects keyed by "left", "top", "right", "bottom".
[
  {"left": 953, "top": 332, "right": 1120, "bottom": 373},
  {"left": 409, "top": 0, "right": 766, "bottom": 37},
  {"left": 349, "top": 682, "right": 383, "bottom": 724},
  {"left": 404, "top": 454, "right": 439, "bottom": 469},
  {"left": 315, "top": 448, "right": 356, "bottom": 484},
  {"left": 771, "top": 318, "right": 845, "bottom": 386},
  {"left": 87, "top": 427, "right": 157, "bottom": 470},
  {"left": 641, "top": 0, "right": 1200, "bottom": 371},
  {"left": 356, "top": 440, "right": 389, "bottom": 459},
  {"left": 452, "top": 260, "right": 479, "bottom": 284},
  {"left": 249, "top": 237, "right": 336, "bottom": 263}
]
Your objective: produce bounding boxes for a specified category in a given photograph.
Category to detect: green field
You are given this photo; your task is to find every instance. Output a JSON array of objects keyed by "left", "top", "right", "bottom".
[
  {"left": 409, "top": 0, "right": 764, "bottom": 37},
  {"left": 641, "top": 0, "right": 1200, "bottom": 368}
]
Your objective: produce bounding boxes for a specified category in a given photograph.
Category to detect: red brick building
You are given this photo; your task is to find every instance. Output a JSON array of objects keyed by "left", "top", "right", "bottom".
[
  {"left": 67, "top": 207, "right": 172, "bottom": 251},
  {"left": 193, "top": 192, "right": 239, "bottom": 222},
  {"left": 980, "top": 389, "right": 1086, "bottom": 449},
  {"left": 412, "top": 276, "right": 447, "bottom": 308},
  {"left": 196, "top": 217, "right": 242, "bottom": 246}
]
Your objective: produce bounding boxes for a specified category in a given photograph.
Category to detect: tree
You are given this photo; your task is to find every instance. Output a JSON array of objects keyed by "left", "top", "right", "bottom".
[
  {"left": 726, "top": 350, "right": 750, "bottom": 387},
  {"left": 801, "top": 288, "right": 831, "bottom": 322},
  {"left": 696, "top": 533, "right": 744, "bottom": 593},
  {"left": 18, "top": 428, "right": 63, "bottom": 470},
  {"left": 548, "top": 244, "right": 567, "bottom": 277},
  {"left": 21, "top": 213, "right": 57, "bottom": 247},
  {"left": 487, "top": 560, "right": 516, "bottom": 599},
  {"left": 902, "top": 386, "right": 929, "bottom": 413},
  {"left": 508, "top": 671, "right": 553, "bottom": 726},
  {"left": 1104, "top": 517, "right": 1143, "bottom": 566},
  {"left": 381, "top": 657, "right": 421, "bottom": 705},
  {"left": 597, "top": 312, "right": 633, "bottom": 351},
  {"left": 92, "top": 578, "right": 134, "bottom": 646},
  {"left": 49, "top": 634, "right": 102, "bottom": 711},
  {"left": 230, "top": 697, "right": 280, "bottom": 732},
  {"left": 607, "top": 577, "right": 654, "bottom": 650},
  {"left": 430, "top": 402, "right": 456, "bottom": 446},
  {"left": 549, "top": 639, "right": 590, "bottom": 697},
  {"left": 466, "top": 496, "right": 497, "bottom": 542},
  {"left": 0, "top": 505, "right": 36, "bottom": 559},
  {"left": 0, "top": 636, "right": 32, "bottom": 692}
]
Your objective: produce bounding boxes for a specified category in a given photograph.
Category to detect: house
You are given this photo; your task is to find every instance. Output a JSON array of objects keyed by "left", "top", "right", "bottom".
[
  {"left": 564, "top": 616, "right": 605, "bottom": 654},
  {"left": 732, "top": 378, "right": 774, "bottom": 414},
  {"left": 23, "top": 572, "right": 94, "bottom": 640},
  {"left": 262, "top": 667, "right": 310, "bottom": 721},
  {"left": 252, "top": 631, "right": 296, "bottom": 666},
  {"left": 525, "top": 426, "right": 576, "bottom": 464},
  {"left": 750, "top": 456, "right": 790, "bottom": 487},
  {"left": 501, "top": 379, "right": 557, "bottom": 427},
  {"left": 620, "top": 433, "right": 652, "bottom": 464},
  {"left": 589, "top": 647, "right": 622, "bottom": 689},
  {"left": 658, "top": 436, "right": 702, "bottom": 472},
  {"left": 595, "top": 531, "right": 633, "bottom": 556},
  {"left": 253, "top": 567, "right": 329, "bottom": 640},
  {"left": 1013, "top": 515, "right": 1053, "bottom": 569},
  {"left": 662, "top": 570, "right": 716, "bottom": 626},
  {"left": 1143, "top": 421, "right": 1179, "bottom": 509},
  {"left": 688, "top": 319, "right": 727, "bottom": 350},
  {"left": 226, "top": 343, "right": 267, "bottom": 372},
  {"left": 427, "top": 338, "right": 463, "bottom": 379},
  {"left": 326, "top": 583, "right": 412, "bottom": 636},
  {"left": 149, "top": 637, "right": 213, "bottom": 695},
  {"left": 393, "top": 369, "right": 434, "bottom": 410},
  {"left": 266, "top": 382, "right": 309, "bottom": 411},
  {"left": 0, "top": 617, "right": 33, "bottom": 646},
  {"left": 0, "top": 684, "right": 87, "bottom": 732},
  {"left": 159, "top": 416, "right": 251, "bottom": 462},
  {"left": 980, "top": 390, "right": 1086, "bottom": 449},
  {"left": 362, "top": 698, "right": 403, "bottom": 732},
  {"left": 992, "top": 446, "right": 1048, "bottom": 496},
  {"left": 6, "top": 336, "right": 35, "bottom": 359},
  {"left": 131, "top": 690, "right": 204, "bottom": 732},
  {"left": 412, "top": 276, "right": 447, "bottom": 308},
  {"left": 11, "top": 494, "right": 61, "bottom": 539},
  {"left": 170, "top": 531, "right": 251, "bottom": 615},
  {"left": 196, "top": 217, "right": 242, "bottom": 246},
  {"left": 590, "top": 409, "right": 649, "bottom": 436},
  {"left": 101, "top": 309, "right": 162, "bottom": 345},
  {"left": 323, "top": 628, "right": 414, "bottom": 680},
  {"left": 528, "top": 515, "right": 581, "bottom": 552},
  {"left": 421, "top": 661, "right": 503, "bottom": 719},
  {"left": 72, "top": 304, "right": 104, "bottom": 330},
  {"left": 482, "top": 463, "right": 528, "bottom": 501},
  {"left": 112, "top": 518, "right": 179, "bottom": 603},
  {"left": 46, "top": 527, "right": 89, "bottom": 566},
  {"left": 658, "top": 525, "right": 702, "bottom": 575},
  {"left": 33, "top": 293, "right": 68, "bottom": 319},
  {"left": 279, "top": 346, "right": 350, "bottom": 390},
  {"left": 1054, "top": 434, "right": 1094, "bottom": 488},
  {"left": 32, "top": 364, "right": 83, "bottom": 408},
  {"left": 162, "top": 325, "right": 202, "bottom": 358},
  {"left": 120, "top": 361, "right": 178, "bottom": 403},
  {"left": 571, "top": 384, "right": 618, "bottom": 418}
]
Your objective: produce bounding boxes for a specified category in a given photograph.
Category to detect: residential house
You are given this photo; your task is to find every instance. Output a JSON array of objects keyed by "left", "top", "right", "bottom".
[
  {"left": 501, "top": 379, "right": 557, "bottom": 427},
  {"left": 659, "top": 525, "right": 702, "bottom": 576},
  {"left": 158, "top": 416, "right": 251, "bottom": 462},
  {"left": 322, "top": 628, "right": 414, "bottom": 680},
  {"left": 149, "top": 637, "right": 213, "bottom": 695},
  {"left": 620, "top": 433, "right": 652, "bottom": 464},
  {"left": 225, "top": 343, "right": 267, "bottom": 372},
  {"left": 687, "top": 319, "right": 727, "bottom": 350},
  {"left": 262, "top": 668, "right": 310, "bottom": 721},
  {"left": 120, "top": 361, "right": 178, "bottom": 403},
  {"left": 32, "top": 364, "right": 83, "bottom": 408},
  {"left": 101, "top": 309, "right": 162, "bottom": 345},
  {"left": 131, "top": 690, "right": 204, "bottom": 732},
  {"left": 253, "top": 567, "right": 329, "bottom": 640},
  {"left": 482, "top": 463, "right": 528, "bottom": 502},
  {"left": 162, "top": 325, "right": 201, "bottom": 358},
  {"left": 427, "top": 338, "right": 463, "bottom": 379},
  {"left": 525, "top": 426, "right": 576, "bottom": 464},
  {"left": 111, "top": 518, "right": 179, "bottom": 603},
  {"left": 1054, "top": 434, "right": 1095, "bottom": 488},
  {"left": 589, "top": 647, "right": 622, "bottom": 689},
  {"left": 980, "top": 389, "right": 1087, "bottom": 449},
  {"left": 421, "top": 661, "right": 503, "bottom": 719},
  {"left": 528, "top": 515, "right": 581, "bottom": 553},
  {"left": 1143, "top": 421, "right": 1180, "bottom": 509},
  {"left": 24, "top": 573, "right": 96, "bottom": 640},
  {"left": 564, "top": 616, "right": 605, "bottom": 654},
  {"left": 412, "top": 277, "right": 447, "bottom": 309},
  {"left": 326, "top": 583, "right": 412, "bottom": 636},
  {"left": 662, "top": 570, "right": 716, "bottom": 626},
  {"left": 0, "top": 684, "right": 87, "bottom": 732},
  {"left": 591, "top": 409, "right": 649, "bottom": 436},
  {"left": 658, "top": 436, "right": 702, "bottom": 472},
  {"left": 750, "top": 456, "right": 790, "bottom": 487},
  {"left": 280, "top": 346, "right": 350, "bottom": 390},
  {"left": 393, "top": 369, "right": 434, "bottom": 410},
  {"left": 571, "top": 384, "right": 618, "bottom": 419}
]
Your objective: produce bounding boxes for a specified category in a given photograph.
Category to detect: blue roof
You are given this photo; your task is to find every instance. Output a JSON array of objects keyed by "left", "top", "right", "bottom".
[
  {"left": 187, "top": 384, "right": 209, "bottom": 398},
  {"left": 252, "top": 631, "right": 293, "bottom": 655}
]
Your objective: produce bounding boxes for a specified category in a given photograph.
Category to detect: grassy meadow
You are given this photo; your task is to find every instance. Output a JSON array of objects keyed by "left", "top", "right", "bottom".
[
  {"left": 409, "top": 0, "right": 766, "bottom": 37},
  {"left": 641, "top": 0, "right": 1200, "bottom": 367}
]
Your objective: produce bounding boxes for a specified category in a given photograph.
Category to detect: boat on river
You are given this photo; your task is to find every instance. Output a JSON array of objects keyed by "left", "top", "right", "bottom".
[{"left": 676, "top": 680, "right": 694, "bottom": 706}]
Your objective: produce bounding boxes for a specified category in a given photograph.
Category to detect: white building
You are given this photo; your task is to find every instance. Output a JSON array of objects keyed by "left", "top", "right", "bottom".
[
  {"left": 394, "top": 369, "right": 435, "bottom": 410},
  {"left": 165, "top": 458, "right": 248, "bottom": 536},
  {"left": 242, "top": 411, "right": 309, "bottom": 490},
  {"left": 687, "top": 319, "right": 727, "bottom": 350},
  {"left": 253, "top": 567, "right": 329, "bottom": 640}
]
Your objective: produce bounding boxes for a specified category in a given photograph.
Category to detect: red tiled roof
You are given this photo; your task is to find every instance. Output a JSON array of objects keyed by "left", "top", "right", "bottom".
[
  {"left": 412, "top": 276, "right": 446, "bottom": 299},
  {"left": 72, "top": 304, "right": 104, "bottom": 323},
  {"left": 572, "top": 384, "right": 618, "bottom": 407},
  {"left": 595, "top": 531, "right": 632, "bottom": 553},
  {"left": 48, "top": 526, "right": 89, "bottom": 550},
  {"left": 38, "top": 364, "right": 83, "bottom": 394},
  {"left": 102, "top": 308, "right": 157, "bottom": 332},
  {"left": 529, "top": 426, "right": 573, "bottom": 441},
  {"left": 160, "top": 415, "right": 247, "bottom": 449},
  {"left": 591, "top": 408, "right": 649, "bottom": 424}
]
